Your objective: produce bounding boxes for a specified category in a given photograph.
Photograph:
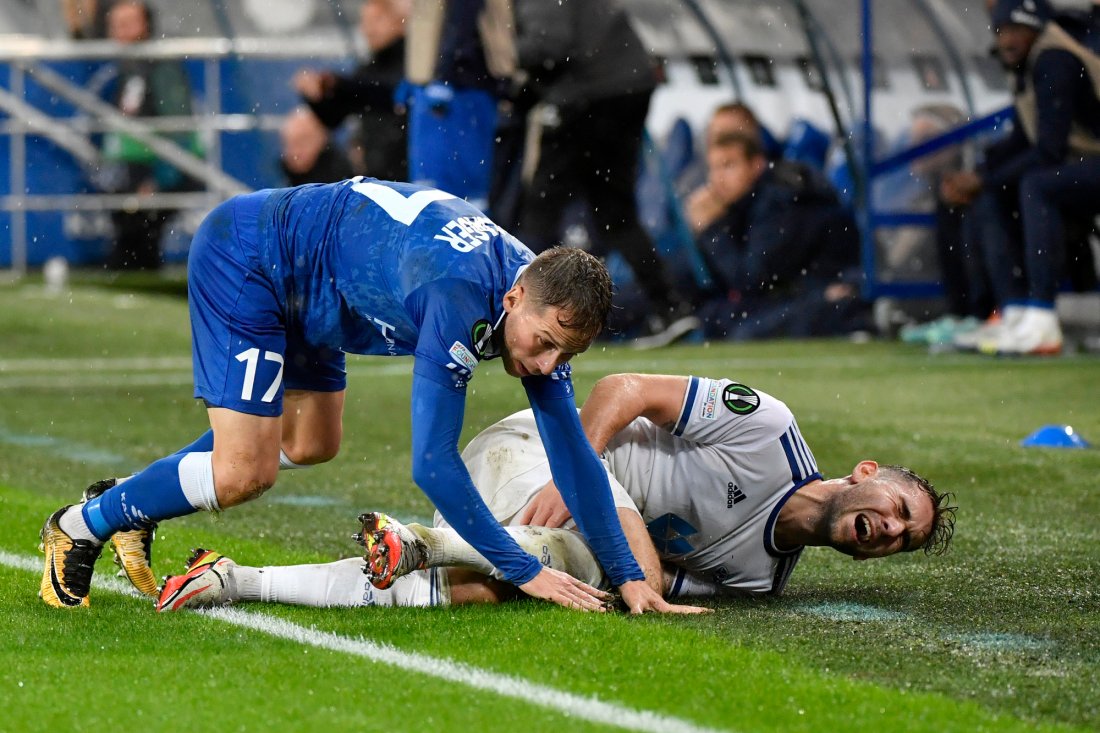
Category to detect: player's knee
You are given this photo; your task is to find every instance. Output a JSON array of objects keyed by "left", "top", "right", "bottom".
[
  {"left": 213, "top": 463, "right": 278, "bottom": 508},
  {"left": 282, "top": 432, "right": 341, "bottom": 466}
]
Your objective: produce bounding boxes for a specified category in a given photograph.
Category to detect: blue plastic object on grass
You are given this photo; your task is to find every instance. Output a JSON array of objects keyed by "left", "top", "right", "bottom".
[{"left": 1020, "top": 425, "right": 1091, "bottom": 448}]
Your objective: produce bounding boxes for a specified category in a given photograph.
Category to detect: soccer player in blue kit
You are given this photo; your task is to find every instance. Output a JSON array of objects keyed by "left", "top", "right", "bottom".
[{"left": 39, "top": 177, "right": 698, "bottom": 615}]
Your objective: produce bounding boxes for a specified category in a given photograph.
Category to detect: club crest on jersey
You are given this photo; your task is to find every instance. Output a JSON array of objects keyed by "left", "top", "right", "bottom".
[
  {"left": 470, "top": 319, "right": 492, "bottom": 357},
  {"left": 446, "top": 340, "right": 479, "bottom": 377},
  {"left": 722, "top": 383, "right": 759, "bottom": 415},
  {"left": 700, "top": 380, "right": 720, "bottom": 420}
]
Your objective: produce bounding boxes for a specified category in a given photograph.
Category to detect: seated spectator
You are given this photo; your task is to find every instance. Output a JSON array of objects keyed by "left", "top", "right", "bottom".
[
  {"left": 677, "top": 101, "right": 772, "bottom": 201},
  {"left": 293, "top": 0, "right": 408, "bottom": 182},
  {"left": 279, "top": 108, "right": 354, "bottom": 186},
  {"left": 941, "top": 0, "right": 1100, "bottom": 355},
  {"left": 99, "top": 0, "right": 199, "bottom": 270},
  {"left": 705, "top": 102, "right": 764, "bottom": 149},
  {"left": 690, "top": 132, "right": 866, "bottom": 340},
  {"left": 897, "top": 104, "right": 993, "bottom": 348}
]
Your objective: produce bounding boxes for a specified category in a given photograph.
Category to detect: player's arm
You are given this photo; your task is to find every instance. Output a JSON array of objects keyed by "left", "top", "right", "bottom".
[
  {"left": 580, "top": 373, "right": 689, "bottom": 451},
  {"left": 409, "top": 372, "right": 611, "bottom": 611},
  {"left": 619, "top": 507, "right": 665, "bottom": 596},
  {"left": 520, "top": 373, "right": 689, "bottom": 525},
  {"left": 409, "top": 370, "right": 541, "bottom": 583},
  {"left": 523, "top": 372, "right": 644, "bottom": 585},
  {"left": 523, "top": 373, "right": 706, "bottom": 615}
]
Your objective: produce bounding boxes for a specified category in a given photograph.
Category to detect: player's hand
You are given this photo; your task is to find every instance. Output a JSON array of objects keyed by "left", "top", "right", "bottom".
[
  {"left": 518, "top": 566, "right": 614, "bottom": 612},
  {"left": 517, "top": 481, "right": 572, "bottom": 527},
  {"left": 618, "top": 580, "right": 712, "bottom": 615}
]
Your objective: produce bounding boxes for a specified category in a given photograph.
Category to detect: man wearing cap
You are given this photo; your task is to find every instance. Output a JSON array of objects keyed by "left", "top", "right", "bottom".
[{"left": 941, "top": 0, "right": 1100, "bottom": 355}]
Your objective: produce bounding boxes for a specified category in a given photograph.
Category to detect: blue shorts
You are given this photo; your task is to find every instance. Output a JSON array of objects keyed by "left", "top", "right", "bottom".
[{"left": 188, "top": 191, "right": 346, "bottom": 417}]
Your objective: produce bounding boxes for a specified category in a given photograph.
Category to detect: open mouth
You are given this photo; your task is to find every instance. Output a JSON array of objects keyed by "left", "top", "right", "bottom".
[{"left": 855, "top": 514, "right": 872, "bottom": 543}]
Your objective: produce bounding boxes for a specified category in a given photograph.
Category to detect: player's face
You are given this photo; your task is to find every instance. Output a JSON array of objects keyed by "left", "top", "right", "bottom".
[
  {"left": 826, "top": 461, "right": 936, "bottom": 560},
  {"left": 498, "top": 284, "right": 589, "bottom": 378}
]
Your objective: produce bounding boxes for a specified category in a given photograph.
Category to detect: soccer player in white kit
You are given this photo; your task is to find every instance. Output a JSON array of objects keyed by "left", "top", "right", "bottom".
[{"left": 158, "top": 374, "right": 955, "bottom": 611}]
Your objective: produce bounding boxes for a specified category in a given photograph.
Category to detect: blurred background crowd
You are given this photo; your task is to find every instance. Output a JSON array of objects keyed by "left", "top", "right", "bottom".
[{"left": 2, "top": 0, "right": 1098, "bottom": 352}]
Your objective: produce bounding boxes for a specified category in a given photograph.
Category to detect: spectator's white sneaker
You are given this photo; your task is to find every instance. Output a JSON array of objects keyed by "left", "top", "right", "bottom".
[
  {"left": 956, "top": 305, "right": 1024, "bottom": 352},
  {"left": 994, "top": 306, "right": 1063, "bottom": 356}
]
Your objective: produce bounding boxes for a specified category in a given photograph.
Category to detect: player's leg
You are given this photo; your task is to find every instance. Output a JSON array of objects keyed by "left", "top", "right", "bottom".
[
  {"left": 72, "top": 388, "right": 343, "bottom": 600},
  {"left": 359, "top": 513, "right": 608, "bottom": 590},
  {"left": 280, "top": 388, "right": 344, "bottom": 467},
  {"left": 157, "top": 554, "right": 453, "bottom": 610},
  {"left": 447, "top": 569, "right": 516, "bottom": 605},
  {"left": 39, "top": 191, "right": 285, "bottom": 608}
]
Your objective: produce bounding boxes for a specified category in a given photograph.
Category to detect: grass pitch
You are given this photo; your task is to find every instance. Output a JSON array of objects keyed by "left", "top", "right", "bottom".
[{"left": 0, "top": 280, "right": 1097, "bottom": 732}]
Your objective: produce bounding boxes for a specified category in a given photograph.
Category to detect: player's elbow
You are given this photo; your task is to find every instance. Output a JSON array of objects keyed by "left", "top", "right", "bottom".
[{"left": 410, "top": 452, "right": 451, "bottom": 491}]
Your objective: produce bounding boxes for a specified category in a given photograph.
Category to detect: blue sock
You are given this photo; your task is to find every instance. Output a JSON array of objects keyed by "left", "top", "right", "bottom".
[
  {"left": 172, "top": 429, "right": 213, "bottom": 456},
  {"left": 82, "top": 452, "right": 207, "bottom": 541}
]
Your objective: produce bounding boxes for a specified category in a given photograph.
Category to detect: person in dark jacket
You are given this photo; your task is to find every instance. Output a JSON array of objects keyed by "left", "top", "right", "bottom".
[
  {"left": 942, "top": 0, "right": 1100, "bottom": 355},
  {"left": 692, "top": 133, "right": 864, "bottom": 340},
  {"left": 293, "top": 0, "right": 408, "bottom": 182},
  {"left": 511, "top": 0, "right": 699, "bottom": 349}
]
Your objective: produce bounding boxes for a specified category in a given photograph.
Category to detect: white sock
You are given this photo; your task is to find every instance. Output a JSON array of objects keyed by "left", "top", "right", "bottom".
[
  {"left": 178, "top": 452, "right": 220, "bottom": 512},
  {"left": 234, "top": 559, "right": 448, "bottom": 607},
  {"left": 423, "top": 525, "right": 607, "bottom": 588},
  {"left": 279, "top": 450, "right": 310, "bottom": 470},
  {"left": 58, "top": 506, "right": 100, "bottom": 543},
  {"left": 59, "top": 474, "right": 134, "bottom": 543}
]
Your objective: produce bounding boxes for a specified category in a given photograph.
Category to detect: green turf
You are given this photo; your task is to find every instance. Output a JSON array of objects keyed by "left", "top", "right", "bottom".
[{"left": 1, "top": 281, "right": 1097, "bottom": 732}]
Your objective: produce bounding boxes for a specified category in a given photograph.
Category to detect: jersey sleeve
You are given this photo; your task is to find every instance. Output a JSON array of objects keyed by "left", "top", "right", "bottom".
[
  {"left": 409, "top": 372, "right": 543, "bottom": 584},
  {"left": 406, "top": 278, "right": 491, "bottom": 391},
  {"left": 524, "top": 365, "right": 646, "bottom": 586},
  {"left": 673, "top": 376, "right": 820, "bottom": 485}
]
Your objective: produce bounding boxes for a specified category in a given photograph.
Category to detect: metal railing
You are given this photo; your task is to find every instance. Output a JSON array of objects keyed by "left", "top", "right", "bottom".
[{"left": 0, "top": 36, "right": 355, "bottom": 276}]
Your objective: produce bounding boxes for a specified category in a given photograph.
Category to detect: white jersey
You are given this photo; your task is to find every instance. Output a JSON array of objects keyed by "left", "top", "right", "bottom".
[
  {"left": 604, "top": 376, "right": 818, "bottom": 596},
  {"left": 457, "top": 376, "right": 819, "bottom": 597}
]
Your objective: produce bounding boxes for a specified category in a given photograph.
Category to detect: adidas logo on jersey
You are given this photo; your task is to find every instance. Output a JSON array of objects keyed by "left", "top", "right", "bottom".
[{"left": 727, "top": 482, "right": 746, "bottom": 507}]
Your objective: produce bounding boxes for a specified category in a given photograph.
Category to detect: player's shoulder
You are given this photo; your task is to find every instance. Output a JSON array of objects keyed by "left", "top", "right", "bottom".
[{"left": 684, "top": 376, "right": 793, "bottom": 430}]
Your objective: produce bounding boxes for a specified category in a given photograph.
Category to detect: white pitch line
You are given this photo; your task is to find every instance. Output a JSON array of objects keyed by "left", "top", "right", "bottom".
[{"left": 2, "top": 551, "right": 729, "bottom": 733}]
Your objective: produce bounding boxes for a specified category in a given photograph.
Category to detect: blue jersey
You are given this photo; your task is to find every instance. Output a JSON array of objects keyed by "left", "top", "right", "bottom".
[
  {"left": 258, "top": 177, "right": 530, "bottom": 389},
  {"left": 187, "top": 178, "right": 644, "bottom": 587}
]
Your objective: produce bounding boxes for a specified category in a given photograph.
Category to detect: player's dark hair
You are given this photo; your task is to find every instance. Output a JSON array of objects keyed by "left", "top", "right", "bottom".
[
  {"left": 881, "top": 465, "right": 956, "bottom": 556},
  {"left": 520, "top": 247, "right": 612, "bottom": 346}
]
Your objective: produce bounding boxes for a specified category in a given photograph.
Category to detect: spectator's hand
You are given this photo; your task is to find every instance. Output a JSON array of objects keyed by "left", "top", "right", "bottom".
[
  {"left": 517, "top": 480, "right": 572, "bottom": 527},
  {"left": 940, "top": 171, "right": 982, "bottom": 206},
  {"left": 518, "top": 566, "right": 614, "bottom": 611},
  {"left": 685, "top": 185, "right": 728, "bottom": 234},
  {"left": 293, "top": 70, "right": 328, "bottom": 102},
  {"left": 618, "top": 580, "right": 712, "bottom": 615},
  {"left": 136, "top": 179, "right": 157, "bottom": 196},
  {"left": 824, "top": 282, "right": 856, "bottom": 302}
]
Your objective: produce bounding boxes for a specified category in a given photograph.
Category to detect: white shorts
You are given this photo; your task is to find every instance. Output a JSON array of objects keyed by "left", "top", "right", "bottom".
[{"left": 435, "top": 410, "right": 638, "bottom": 529}]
